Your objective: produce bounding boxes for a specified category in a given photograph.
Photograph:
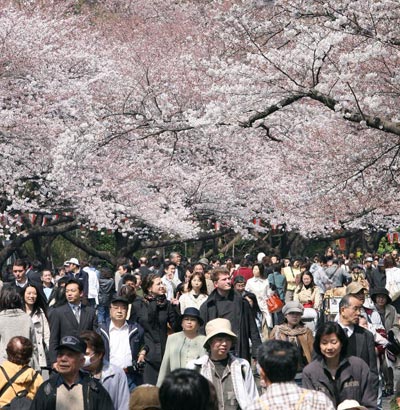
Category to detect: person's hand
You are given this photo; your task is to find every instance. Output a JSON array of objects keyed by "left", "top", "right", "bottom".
[
  {"left": 137, "top": 351, "right": 146, "bottom": 363},
  {"left": 170, "top": 297, "right": 180, "bottom": 306}
]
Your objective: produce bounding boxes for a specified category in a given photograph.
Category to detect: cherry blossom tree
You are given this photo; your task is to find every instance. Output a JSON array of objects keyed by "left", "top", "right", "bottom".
[{"left": 1, "top": 0, "right": 399, "bottom": 266}]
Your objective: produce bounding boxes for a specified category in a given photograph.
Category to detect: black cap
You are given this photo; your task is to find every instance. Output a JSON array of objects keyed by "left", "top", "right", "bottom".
[
  {"left": 233, "top": 275, "right": 246, "bottom": 285},
  {"left": 110, "top": 296, "right": 129, "bottom": 305},
  {"left": 56, "top": 336, "right": 86, "bottom": 354}
]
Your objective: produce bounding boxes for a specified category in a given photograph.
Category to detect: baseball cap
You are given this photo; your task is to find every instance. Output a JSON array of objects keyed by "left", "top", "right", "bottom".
[{"left": 56, "top": 336, "right": 86, "bottom": 354}]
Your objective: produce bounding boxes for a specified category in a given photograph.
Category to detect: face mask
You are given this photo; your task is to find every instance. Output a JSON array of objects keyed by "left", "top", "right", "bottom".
[{"left": 83, "top": 354, "right": 94, "bottom": 367}]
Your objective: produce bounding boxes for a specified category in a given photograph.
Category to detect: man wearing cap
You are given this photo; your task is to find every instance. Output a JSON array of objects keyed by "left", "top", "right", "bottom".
[
  {"left": 66, "top": 257, "right": 89, "bottom": 302},
  {"left": 49, "top": 279, "right": 98, "bottom": 366},
  {"left": 364, "top": 256, "right": 379, "bottom": 290},
  {"left": 337, "top": 294, "right": 379, "bottom": 396},
  {"left": 98, "top": 296, "right": 145, "bottom": 392},
  {"left": 187, "top": 318, "right": 258, "bottom": 410},
  {"left": 200, "top": 267, "right": 261, "bottom": 362},
  {"left": 30, "top": 335, "right": 113, "bottom": 410}
]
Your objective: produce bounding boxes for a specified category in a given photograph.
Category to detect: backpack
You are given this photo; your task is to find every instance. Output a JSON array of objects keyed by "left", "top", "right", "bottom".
[{"left": 0, "top": 365, "right": 39, "bottom": 410}]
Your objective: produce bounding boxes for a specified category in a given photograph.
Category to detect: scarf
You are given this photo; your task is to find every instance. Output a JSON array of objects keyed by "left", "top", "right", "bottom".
[{"left": 277, "top": 323, "right": 308, "bottom": 344}]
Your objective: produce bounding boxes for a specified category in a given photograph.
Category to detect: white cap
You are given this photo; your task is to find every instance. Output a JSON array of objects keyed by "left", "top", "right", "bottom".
[
  {"left": 66, "top": 257, "right": 80, "bottom": 266},
  {"left": 257, "top": 252, "right": 266, "bottom": 263}
]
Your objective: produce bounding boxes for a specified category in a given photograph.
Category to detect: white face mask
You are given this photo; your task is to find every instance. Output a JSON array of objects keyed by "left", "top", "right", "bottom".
[{"left": 83, "top": 354, "right": 94, "bottom": 368}]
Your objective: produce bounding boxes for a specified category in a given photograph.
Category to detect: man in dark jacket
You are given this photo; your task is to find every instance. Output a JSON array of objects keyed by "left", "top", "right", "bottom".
[
  {"left": 338, "top": 294, "right": 379, "bottom": 397},
  {"left": 98, "top": 296, "right": 146, "bottom": 391},
  {"left": 200, "top": 267, "right": 261, "bottom": 362},
  {"left": 30, "top": 335, "right": 113, "bottom": 410}
]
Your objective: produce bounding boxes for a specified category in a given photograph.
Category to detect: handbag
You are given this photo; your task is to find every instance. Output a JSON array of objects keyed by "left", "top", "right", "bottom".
[{"left": 266, "top": 293, "right": 284, "bottom": 313}]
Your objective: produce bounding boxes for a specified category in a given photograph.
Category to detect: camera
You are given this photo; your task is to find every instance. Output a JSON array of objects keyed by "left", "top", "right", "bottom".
[{"left": 131, "top": 360, "right": 146, "bottom": 374}]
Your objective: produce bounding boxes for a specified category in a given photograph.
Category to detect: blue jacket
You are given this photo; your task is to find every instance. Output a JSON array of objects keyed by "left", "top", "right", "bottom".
[{"left": 98, "top": 320, "right": 145, "bottom": 365}]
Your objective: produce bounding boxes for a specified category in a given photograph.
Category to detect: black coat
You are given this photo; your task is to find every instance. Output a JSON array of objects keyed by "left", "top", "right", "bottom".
[
  {"left": 48, "top": 303, "right": 98, "bottom": 364},
  {"left": 30, "top": 371, "right": 114, "bottom": 410},
  {"left": 199, "top": 288, "right": 261, "bottom": 361},
  {"left": 346, "top": 325, "right": 379, "bottom": 395},
  {"left": 134, "top": 297, "right": 181, "bottom": 384}
]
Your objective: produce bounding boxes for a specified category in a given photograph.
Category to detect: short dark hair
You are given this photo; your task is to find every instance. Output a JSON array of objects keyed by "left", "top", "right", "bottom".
[
  {"left": 80, "top": 330, "right": 105, "bottom": 357},
  {"left": 100, "top": 267, "right": 114, "bottom": 280},
  {"left": 121, "top": 274, "right": 137, "bottom": 285},
  {"left": 12, "top": 259, "right": 27, "bottom": 270},
  {"left": 0, "top": 287, "right": 23, "bottom": 310},
  {"left": 313, "top": 321, "right": 348, "bottom": 360},
  {"left": 257, "top": 340, "right": 298, "bottom": 383},
  {"left": 165, "top": 261, "right": 177, "bottom": 270},
  {"left": 66, "top": 278, "right": 83, "bottom": 292},
  {"left": 6, "top": 336, "right": 33, "bottom": 365},
  {"left": 159, "top": 368, "right": 210, "bottom": 410}
]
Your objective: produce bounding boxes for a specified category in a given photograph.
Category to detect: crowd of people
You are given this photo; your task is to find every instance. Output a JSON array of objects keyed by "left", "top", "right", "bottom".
[{"left": 0, "top": 247, "right": 399, "bottom": 409}]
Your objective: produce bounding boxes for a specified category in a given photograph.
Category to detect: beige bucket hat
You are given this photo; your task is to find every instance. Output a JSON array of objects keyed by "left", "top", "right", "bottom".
[{"left": 203, "top": 318, "right": 237, "bottom": 347}]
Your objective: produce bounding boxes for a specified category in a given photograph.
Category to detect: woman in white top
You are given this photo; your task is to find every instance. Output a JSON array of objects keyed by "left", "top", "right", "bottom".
[
  {"left": 245, "top": 263, "right": 273, "bottom": 340},
  {"left": 179, "top": 272, "right": 208, "bottom": 314},
  {"left": 23, "top": 284, "right": 50, "bottom": 372}
]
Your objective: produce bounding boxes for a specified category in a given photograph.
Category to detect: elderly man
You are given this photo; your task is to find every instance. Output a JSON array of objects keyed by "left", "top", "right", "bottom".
[
  {"left": 98, "top": 296, "right": 145, "bottom": 392},
  {"left": 30, "top": 336, "right": 113, "bottom": 410},
  {"left": 337, "top": 294, "right": 379, "bottom": 397}
]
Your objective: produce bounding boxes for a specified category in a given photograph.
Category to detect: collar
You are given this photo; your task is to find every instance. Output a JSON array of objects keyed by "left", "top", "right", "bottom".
[
  {"left": 109, "top": 321, "right": 128, "bottom": 331},
  {"left": 55, "top": 373, "right": 84, "bottom": 390},
  {"left": 15, "top": 279, "right": 28, "bottom": 288},
  {"left": 68, "top": 302, "right": 81, "bottom": 310}
]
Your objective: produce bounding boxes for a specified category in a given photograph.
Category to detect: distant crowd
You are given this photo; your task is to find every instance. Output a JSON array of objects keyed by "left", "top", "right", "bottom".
[{"left": 0, "top": 246, "right": 399, "bottom": 410}]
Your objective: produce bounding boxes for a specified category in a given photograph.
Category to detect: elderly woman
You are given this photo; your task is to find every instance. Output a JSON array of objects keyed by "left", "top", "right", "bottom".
[
  {"left": 0, "top": 336, "right": 43, "bottom": 408},
  {"left": 157, "top": 307, "right": 206, "bottom": 386},
  {"left": 269, "top": 301, "right": 314, "bottom": 384}
]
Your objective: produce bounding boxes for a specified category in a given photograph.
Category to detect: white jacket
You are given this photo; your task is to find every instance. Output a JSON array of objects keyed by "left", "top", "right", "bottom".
[{"left": 187, "top": 353, "right": 258, "bottom": 409}]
